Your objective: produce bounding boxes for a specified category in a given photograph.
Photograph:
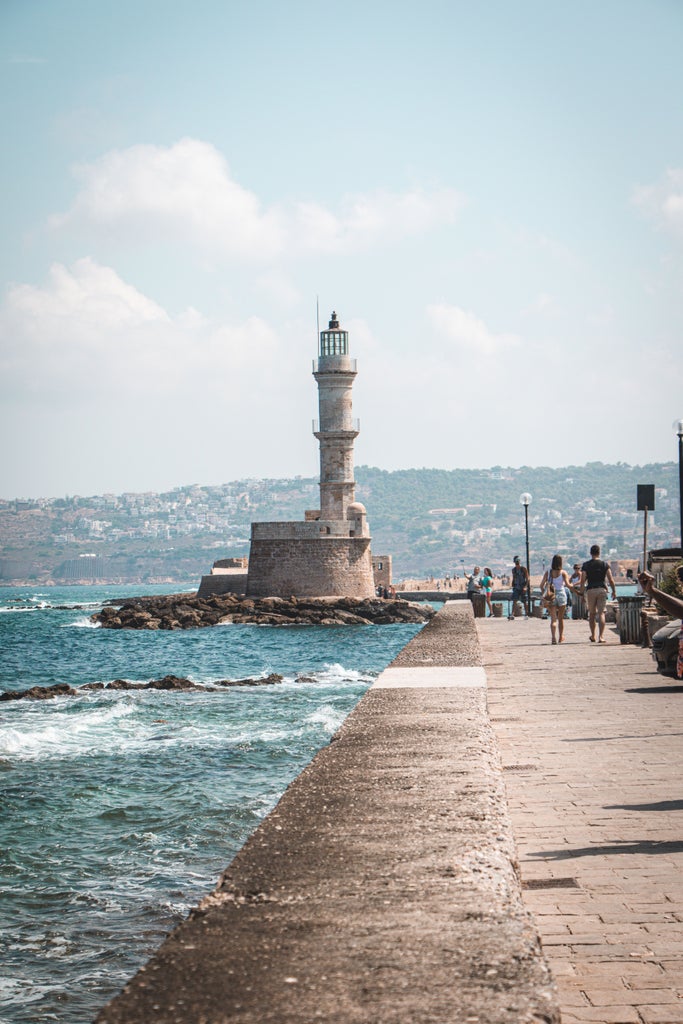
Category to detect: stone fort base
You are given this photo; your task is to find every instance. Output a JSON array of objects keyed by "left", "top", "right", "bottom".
[{"left": 246, "top": 534, "right": 375, "bottom": 599}]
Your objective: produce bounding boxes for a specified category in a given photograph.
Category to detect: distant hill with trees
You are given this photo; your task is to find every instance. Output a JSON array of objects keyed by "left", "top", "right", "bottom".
[
  {"left": 354, "top": 462, "right": 678, "bottom": 577},
  {"left": 0, "top": 462, "right": 678, "bottom": 583}
]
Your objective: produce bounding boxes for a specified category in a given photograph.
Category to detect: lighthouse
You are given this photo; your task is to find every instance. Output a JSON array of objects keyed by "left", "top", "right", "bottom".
[
  {"left": 313, "top": 311, "right": 359, "bottom": 521},
  {"left": 243, "top": 310, "right": 375, "bottom": 599}
]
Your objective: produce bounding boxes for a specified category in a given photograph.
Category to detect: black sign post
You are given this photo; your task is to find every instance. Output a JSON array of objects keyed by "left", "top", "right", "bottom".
[{"left": 637, "top": 485, "right": 655, "bottom": 573}]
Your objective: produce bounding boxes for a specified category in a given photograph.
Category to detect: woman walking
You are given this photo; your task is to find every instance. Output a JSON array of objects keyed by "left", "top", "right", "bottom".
[{"left": 541, "top": 554, "right": 571, "bottom": 644}]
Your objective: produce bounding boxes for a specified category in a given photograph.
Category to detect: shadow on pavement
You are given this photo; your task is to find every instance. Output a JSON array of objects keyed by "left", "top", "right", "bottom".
[
  {"left": 624, "top": 685, "right": 683, "bottom": 694},
  {"left": 529, "top": 839, "right": 683, "bottom": 859},
  {"left": 604, "top": 799, "right": 683, "bottom": 812}
]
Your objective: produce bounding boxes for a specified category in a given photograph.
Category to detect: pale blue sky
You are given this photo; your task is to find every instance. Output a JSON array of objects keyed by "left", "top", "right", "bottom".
[{"left": 1, "top": 0, "right": 682, "bottom": 496}]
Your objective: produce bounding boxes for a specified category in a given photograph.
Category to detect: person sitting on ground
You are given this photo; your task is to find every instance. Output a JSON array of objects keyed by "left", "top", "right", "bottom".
[
  {"left": 540, "top": 554, "right": 571, "bottom": 644},
  {"left": 638, "top": 570, "right": 683, "bottom": 680},
  {"left": 580, "top": 544, "right": 617, "bottom": 643}
]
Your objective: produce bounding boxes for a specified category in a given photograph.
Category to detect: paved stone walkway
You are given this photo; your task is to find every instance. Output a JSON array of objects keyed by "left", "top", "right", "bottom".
[{"left": 480, "top": 614, "right": 683, "bottom": 1024}]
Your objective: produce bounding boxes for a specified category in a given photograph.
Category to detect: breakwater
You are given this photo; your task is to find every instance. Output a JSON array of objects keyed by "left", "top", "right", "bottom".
[{"left": 97, "top": 602, "right": 559, "bottom": 1024}]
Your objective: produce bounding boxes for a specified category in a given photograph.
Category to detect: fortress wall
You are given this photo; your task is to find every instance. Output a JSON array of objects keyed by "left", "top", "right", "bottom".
[
  {"left": 246, "top": 535, "right": 375, "bottom": 598},
  {"left": 196, "top": 573, "right": 248, "bottom": 598},
  {"left": 250, "top": 519, "right": 353, "bottom": 540}
]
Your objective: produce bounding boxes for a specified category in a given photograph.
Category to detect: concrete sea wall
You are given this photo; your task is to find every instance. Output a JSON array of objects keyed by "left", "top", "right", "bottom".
[{"left": 97, "top": 602, "right": 559, "bottom": 1024}]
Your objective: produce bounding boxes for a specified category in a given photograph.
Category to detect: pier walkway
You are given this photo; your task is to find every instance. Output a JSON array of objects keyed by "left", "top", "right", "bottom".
[
  {"left": 482, "top": 615, "right": 683, "bottom": 1024},
  {"left": 96, "top": 604, "right": 682, "bottom": 1024}
]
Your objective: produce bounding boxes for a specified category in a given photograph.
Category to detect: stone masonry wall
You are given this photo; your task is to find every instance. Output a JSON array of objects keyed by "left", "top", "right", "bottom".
[{"left": 246, "top": 536, "right": 375, "bottom": 598}]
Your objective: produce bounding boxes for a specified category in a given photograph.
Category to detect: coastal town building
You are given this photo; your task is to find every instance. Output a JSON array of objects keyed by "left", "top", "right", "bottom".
[{"left": 372, "top": 554, "right": 392, "bottom": 591}]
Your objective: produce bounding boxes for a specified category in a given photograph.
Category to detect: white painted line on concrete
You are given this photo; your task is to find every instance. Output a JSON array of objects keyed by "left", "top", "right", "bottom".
[{"left": 372, "top": 666, "right": 487, "bottom": 689}]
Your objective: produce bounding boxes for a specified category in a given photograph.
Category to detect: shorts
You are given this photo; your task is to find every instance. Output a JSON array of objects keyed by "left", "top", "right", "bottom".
[
  {"left": 554, "top": 591, "right": 567, "bottom": 607},
  {"left": 585, "top": 587, "right": 607, "bottom": 615}
]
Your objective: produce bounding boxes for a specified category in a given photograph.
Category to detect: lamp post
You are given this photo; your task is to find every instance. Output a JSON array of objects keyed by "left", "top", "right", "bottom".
[
  {"left": 520, "top": 492, "right": 532, "bottom": 615},
  {"left": 674, "top": 418, "right": 683, "bottom": 553}
]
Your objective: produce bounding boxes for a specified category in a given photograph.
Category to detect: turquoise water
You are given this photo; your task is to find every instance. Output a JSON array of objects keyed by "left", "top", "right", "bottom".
[{"left": 0, "top": 586, "right": 422, "bottom": 1024}]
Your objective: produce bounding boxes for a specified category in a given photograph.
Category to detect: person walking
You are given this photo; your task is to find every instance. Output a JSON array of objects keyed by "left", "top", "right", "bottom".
[
  {"left": 580, "top": 544, "right": 617, "bottom": 643},
  {"left": 508, "top": 555, "right": 528, "bottom": 619},
  {"left": 540, "top": 554, "right": 571, "bottom": 644},
  {"left": 480, "top": 567, "right": 494, "bottom": 616}
]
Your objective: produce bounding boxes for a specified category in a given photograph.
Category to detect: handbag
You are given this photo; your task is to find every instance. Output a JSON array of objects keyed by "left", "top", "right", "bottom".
[{"left": 542, "top": 574, "right": 556, "bottom": 609}]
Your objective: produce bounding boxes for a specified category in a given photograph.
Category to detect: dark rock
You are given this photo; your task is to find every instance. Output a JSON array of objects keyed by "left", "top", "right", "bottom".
[
  {"left": 2, "top": 673, "right": 284, "bottom": 702},
  {"left": 1, "top": 683, "right": 78, "bottom": 701},
  {"left": 91, "top": 594, "right": 435, "bottom": 631},
  {"left": 107, "top": 679, "right": 146, "bottom": 690},
  {"left": 213, "top": 673, "right": 283, "bottom": 688},
  {"left": 147, "top": 675, "right": 207, "bottom": 691}
]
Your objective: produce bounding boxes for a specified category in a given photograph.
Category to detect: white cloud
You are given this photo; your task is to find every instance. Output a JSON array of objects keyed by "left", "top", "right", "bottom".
[
  {"left": 633, "top": 168, "right": 683, "bottom": 237},
  {"left": 426, "top": 303, "right": 520, "bottom": 356},
  {"left": 0, "top": 258, "right": 279, "bottom": 401},
  {"left": 0, "top": 258, "right": 320, "bottom": 493},
  {"left": 293, "top": 188, "right": 462, "bottom": 253},
  {"left": 50, "top": 139, "right": 285, "bottom": 260},
  {"left": 51, "top": 138, "right": 464, "bottom": 260}
]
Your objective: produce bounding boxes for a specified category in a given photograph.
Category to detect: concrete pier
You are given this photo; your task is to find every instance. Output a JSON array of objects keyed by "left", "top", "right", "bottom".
[
  {"left": 96, "top": 603, "right": 559, "bottom": 1023},
  {"left": 481, "top": 615, "right": 683, "bottom": 1024}
]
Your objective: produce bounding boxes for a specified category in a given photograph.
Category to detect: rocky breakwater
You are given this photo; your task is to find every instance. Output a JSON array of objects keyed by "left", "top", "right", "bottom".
[
  {"left": 91, "top": 593, "right": 435, "bottom": 630},
  {"left": 1, "top": 673, "right": 287, "bottom": 703}
]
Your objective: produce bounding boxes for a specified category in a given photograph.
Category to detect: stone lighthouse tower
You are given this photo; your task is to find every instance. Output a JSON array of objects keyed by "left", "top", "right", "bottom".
[
  {"left": 314, "top": 311, "right": 359, "bottom": 521},
  {"left": 244, "top": 311, "right": 375, "bottom": 599}
]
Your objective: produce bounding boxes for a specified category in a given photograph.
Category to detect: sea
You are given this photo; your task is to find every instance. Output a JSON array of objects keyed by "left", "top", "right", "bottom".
[{"left": 0, "top": 584, "right": 423, "bottom": 1024}]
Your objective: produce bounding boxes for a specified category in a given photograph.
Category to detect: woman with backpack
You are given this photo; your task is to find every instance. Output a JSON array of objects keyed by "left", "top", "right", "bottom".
[{"left": 540, "top": 554, "right": 571, "bottom": 644}]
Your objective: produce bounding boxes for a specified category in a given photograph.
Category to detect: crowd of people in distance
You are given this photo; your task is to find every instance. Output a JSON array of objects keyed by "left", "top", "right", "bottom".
[
  {"left": 466, "top": 559, "right": 524, "bottom": 618},
  {"left": 395, "top": 550, "right": 682, "bottom": 668},
  {"left": 466, "top": 545, "right": 625, "bottom": 645}
]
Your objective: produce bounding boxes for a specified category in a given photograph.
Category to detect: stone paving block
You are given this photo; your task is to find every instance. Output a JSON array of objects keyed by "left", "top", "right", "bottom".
[
  {"left": 561, "top": 1007, "right": 641, "bottom": 1023},
  {"left": 585, "top": 987, "right": 679, "bottom": 1006},
  {"left": 574, "top": 961, "right": 663, "bottom": 978},
  {"left": 660, "top": 963, "right": 683, "bottom": 982},
  {"left": 554, "top": 983, "right": 588, "bottom": 1006},
  {"left": 638, "top": 1007, "right": 683, "bottom": 1024}
]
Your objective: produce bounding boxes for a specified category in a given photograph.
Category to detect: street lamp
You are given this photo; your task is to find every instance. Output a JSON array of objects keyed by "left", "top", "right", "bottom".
[
  {"left": 674, "top": 418, "right": 683, "bottom": 553},
  {"left": 520, "top": 492, "right": 532, "bottom": 615}
]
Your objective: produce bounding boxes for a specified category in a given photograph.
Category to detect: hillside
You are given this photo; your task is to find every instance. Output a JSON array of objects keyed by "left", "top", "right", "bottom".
[{"left": 0, "top": 462, "right": 678, "bottom": 583}]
